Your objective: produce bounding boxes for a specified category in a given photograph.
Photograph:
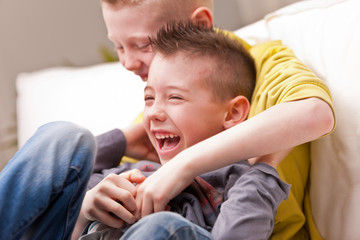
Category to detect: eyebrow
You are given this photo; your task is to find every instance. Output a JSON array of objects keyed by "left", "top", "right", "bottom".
[{"left": 144, "top": 85, "right": 191, "bottom": 93}]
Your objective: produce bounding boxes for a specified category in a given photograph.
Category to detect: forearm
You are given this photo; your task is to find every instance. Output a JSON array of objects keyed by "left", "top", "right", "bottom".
[
  {"left": 71, "top": 212, "right": 89, "bottom": 240},
  {"left": 93, "top": 129, "right": 126, "bottom": 173},
  {"left": 135, "top": 97, "right": 334, "bottom": 216},
  {"left": 211, "top": 163, "right": 291, "bottom": 240},
  {"left": 174, "top": 97, "right": 334, "bottom": 177}
]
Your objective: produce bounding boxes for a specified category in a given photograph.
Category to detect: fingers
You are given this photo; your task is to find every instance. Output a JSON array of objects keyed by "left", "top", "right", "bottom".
[
  {"left": 119, "top": 169, "right": 146, "bottom": 184},
  {"left": 102, "top": 196, "right": 135, "bottom": 225},
  {"left": 83, "top": 173, "right": 139, "bottom": 227},
  {"left": 86, "top": 203, "right": 126, "bottom": 228},
  {"left": 106, "top": 174, "right": 138, "bottom": 212},
  {"left": 136, "top": 181, "right": 167, "bottom": 218}
]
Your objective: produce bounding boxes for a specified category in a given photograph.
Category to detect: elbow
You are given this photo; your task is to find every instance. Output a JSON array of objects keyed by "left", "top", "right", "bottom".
[{"left": 308, "top": 98, "right": 335, "bottom": 137}]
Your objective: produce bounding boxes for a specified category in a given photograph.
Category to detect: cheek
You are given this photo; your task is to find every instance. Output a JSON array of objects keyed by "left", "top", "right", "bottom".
[
  {"left": 183, "top": 110, "right": 224, "bottom": 145},
  {"left": 118, "top": 53, "right": 125, "bottom": 66},
  {"left": 142, "top": 111, "right": 151, "bottom": 132},
  {"left": 144, "top": 52, "right": 155, "bottom": 69},
  {"left": 176, "top": 114, "right": 203, "bottom": 145}
]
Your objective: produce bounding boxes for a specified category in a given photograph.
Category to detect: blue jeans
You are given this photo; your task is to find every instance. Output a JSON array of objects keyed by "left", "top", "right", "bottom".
[
  {"left": 0, "top": 121, "right": 95, "bottom": 240},
  {"left": 121, "top": 212, "right": 213, "bottom": 240}
]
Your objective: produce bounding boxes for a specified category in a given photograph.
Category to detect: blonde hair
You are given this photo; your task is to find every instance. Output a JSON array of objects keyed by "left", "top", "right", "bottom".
[{"left": 151, "top": 21, "right": 256, "bottom": 102}]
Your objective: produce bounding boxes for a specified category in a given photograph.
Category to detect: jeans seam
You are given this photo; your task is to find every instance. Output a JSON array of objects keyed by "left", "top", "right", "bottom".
[
  {"left": 168, "top": 224, "right": 211, "bottom": 240},
  {"left": 62, "top": 166, "right": 82, "bottom": 239},
  {"left": 10, "top": 204, "right": 47, "bottom": 239}
]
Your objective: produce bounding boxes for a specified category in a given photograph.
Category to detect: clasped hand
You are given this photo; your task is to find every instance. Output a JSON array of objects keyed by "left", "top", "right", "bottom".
[
  {"left": 82, "top": 160, "right": 194, "bottom": 228},
  {"left": 81, "top": 123, "right": 195, "bottom": 227}
]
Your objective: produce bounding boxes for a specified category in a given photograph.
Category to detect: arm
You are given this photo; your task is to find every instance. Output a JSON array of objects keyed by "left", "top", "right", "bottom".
[
  {"left": 136, "top": 41, "right": 335, "bottom": 216},
  {"left": 211, "top": 163, "right": 290, "bottom": 240},
  {"left": 93, "top": 123, "right": 159, "bottom": 174},
  {"left": 93, "top": 129, "right": 126, "bottom": 173},
  {"left": 136, "top": 97, "right": 334, "bottom": 216}
]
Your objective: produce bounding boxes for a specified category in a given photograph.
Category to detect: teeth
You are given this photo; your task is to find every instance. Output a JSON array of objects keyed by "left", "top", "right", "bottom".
[{"left": 155, "top": 134, "right": 178, "bottom": 139}]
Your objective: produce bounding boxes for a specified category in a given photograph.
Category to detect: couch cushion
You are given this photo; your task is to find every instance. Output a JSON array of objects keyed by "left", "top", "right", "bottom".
[
  {"left": 16, "top": 62, "right": 145, "bottom": 147},
  {"left": 235, "top": 0, "right": 360, "bottom": 239}
]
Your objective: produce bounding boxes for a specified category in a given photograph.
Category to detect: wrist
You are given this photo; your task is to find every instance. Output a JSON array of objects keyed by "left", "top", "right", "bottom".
[
  {"left": 170, "top": 149, "right": 200, "bottom": 180},
  {"left": 72, "top": 208, "right": 90, "bottom": 240}
]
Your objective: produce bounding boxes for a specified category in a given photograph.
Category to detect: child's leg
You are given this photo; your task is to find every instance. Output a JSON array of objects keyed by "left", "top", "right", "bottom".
[
  {"left": 0, "top": 121, "right": 95, "bottom": 240},
  {"left": 121, "top": 212, "right": 213, "bottom": 240}
]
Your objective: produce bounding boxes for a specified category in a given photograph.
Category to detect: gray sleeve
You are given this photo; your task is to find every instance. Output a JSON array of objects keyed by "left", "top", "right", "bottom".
[
  {"left": 211, "top": 163, "right": 291, "bottom": 240},
  {"left": 93, "top": 129, "right": 126, "bottom": 173}
]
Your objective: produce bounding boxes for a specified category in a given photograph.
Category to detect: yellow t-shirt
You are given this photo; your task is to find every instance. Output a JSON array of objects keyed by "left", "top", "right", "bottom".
[
  {"left": 247, "top": 40, "right": 333, "bottom": 239},
  {"left": 127, "top": 31, "right": 334, "bottom": 239}
]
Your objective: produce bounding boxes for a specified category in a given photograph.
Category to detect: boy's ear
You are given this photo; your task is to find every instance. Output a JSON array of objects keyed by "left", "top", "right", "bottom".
[
  {"left": 190, "top": 7, "right": 213, "bottom": 28},
  {"left": 223, "top": 96, "right": 250, "bottom": 130}
]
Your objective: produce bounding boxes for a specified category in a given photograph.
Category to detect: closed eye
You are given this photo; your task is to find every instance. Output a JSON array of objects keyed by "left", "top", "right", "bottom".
[
  {"left": 115, "top": 45, "right": 124, "bottom": 51},
  {"left": 144, "top": 96, "right": 154, "bottom": 107},
  {"left": 169, "top": 95, "right": 184, "bottom": 101},
  {"left": 144, "top": 95, "right": 154, "bottom": 101},
  {"left": 138, "top": 43, "right": 150, "bottom": 49},
  {"left": 137, "top": 42, "right": 152, "bottom": 52}
]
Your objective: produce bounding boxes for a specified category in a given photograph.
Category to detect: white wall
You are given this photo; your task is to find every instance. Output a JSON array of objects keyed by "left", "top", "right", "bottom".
[{"left": 0, "top": 0, "right": 301, "bottom": 169}]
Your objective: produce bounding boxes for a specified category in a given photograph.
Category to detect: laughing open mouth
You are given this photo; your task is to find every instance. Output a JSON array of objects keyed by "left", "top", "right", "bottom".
[{"left": 155, "top": 134, "right": 181, "bottom": 150}]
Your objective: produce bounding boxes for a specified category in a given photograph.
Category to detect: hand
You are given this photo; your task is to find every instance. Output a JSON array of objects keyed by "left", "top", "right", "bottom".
[
  {"left": 123, "top": 123, "right": 160, "bottom": 162},
  {"left": 135, "top": 158, "right": 195, "bottom": 217},
  {"left": 80, "top": 169, "right": 146, "bottom": 228}
]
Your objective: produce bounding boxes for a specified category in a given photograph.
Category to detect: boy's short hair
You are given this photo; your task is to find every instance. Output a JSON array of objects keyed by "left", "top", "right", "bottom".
[
  {"left": 100, "top": 0, "right": 212, "bottom": 7},
  {"left": 150, "top": 21, "right": 256, "bottom": 102},
  {"left": 100, "top": 0, "right": 214, "bottom": 20}
]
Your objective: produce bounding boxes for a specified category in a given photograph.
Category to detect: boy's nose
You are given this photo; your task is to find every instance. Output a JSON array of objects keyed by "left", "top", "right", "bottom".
[
  {"left": 121, "top": 52, "right": 141, "bottom": 72},
  {"left": 148, "top": 104, "right": 167, "bottom": 122}
]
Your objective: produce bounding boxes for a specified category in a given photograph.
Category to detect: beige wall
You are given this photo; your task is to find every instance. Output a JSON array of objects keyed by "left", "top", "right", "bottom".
[
  {"left": 214, "top": 0, "right": 302, "bottom": 30},
  {"left": 0, "top": 0, "right": 301, "bottom": 168},
  {"left": 0, "top": 0, "right": 112, "bottom": 168}
]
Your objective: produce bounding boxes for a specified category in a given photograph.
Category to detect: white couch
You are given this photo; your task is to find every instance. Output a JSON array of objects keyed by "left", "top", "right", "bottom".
[{"left": 16, "top": 0, "right": 360, "bottom": 239}]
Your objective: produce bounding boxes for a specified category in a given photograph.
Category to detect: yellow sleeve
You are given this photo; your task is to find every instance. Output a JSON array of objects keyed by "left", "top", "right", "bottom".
[{"left": 248, "top": 40, "right": 334, "bottom": 119}]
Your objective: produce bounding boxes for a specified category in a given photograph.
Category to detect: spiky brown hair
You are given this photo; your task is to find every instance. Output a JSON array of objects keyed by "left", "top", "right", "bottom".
[{"left": 150, "top": 21, "right": 256, "bottom": 102}]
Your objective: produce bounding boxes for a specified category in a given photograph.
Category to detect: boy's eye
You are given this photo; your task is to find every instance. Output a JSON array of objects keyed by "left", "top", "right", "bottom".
[
  {"left": 115, "top": 46, "right": 124, "bottom": 52},
  {"left": 137, "top": 42, "right": 151, "bottom": 51},
  {"left": 144, "top": 96, "right": 154, "bottom": 100},
  {"left": 169, "top": 95, "right": 183, "bottom": 101},
  {"left": 144, "top": 95, "right": 155, "bottom": 104}
]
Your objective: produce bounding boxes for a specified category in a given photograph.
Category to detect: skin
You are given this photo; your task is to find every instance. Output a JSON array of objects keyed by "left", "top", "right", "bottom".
[
  {"left": 102, "top": 2, "right": 161, "bottom": 81},
  {"left": 143, "top": 53, "right": 248, "bottom": 163},
  {"left": 102, "top": 2, "right": 213, "bottom": 81},
  {"left": 73, "top": 1, "right": 335, "bottom": 238}
]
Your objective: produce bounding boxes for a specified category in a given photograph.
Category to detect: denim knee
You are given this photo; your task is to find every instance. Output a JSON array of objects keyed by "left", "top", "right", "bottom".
[
  {"left": 36, "top": 121, "right": 96, "bottom": 174},
  {"left": 123, "top": 212, "right": 213, "bottom": 240},
  {"left": 39, "top": 121, "right": 95, "bottom": 146},
  {"left": 144, "top": 212, "right": 187, "bottom": 227}
]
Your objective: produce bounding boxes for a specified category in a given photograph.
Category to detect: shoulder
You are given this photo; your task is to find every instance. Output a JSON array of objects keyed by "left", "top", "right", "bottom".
[{"left": 200, "top": 161, "right": 251, "bottom": 187}]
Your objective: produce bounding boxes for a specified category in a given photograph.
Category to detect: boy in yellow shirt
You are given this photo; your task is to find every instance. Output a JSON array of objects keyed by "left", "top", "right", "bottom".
[{"left": 87, "top": 0, "right": 335, "bottom": 239}]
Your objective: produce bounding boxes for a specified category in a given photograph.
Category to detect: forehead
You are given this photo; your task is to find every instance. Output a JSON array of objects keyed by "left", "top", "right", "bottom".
[
  {"left": 102, "top": 2, "right": 171, "bottom": 42},
  {"left": 149, "top": 53, "right": 214, "bottom": 87}
]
